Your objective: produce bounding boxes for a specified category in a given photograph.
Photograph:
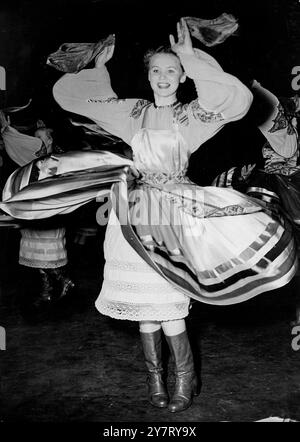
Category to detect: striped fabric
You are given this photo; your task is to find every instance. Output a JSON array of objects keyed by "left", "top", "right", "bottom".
[
  {"left": 0, "top": 151, "right": 297, "bottom": 305},
  {"left": 0, "top": 150, "right": 132, "bottom": 219},
  {"left": 116, "top": 179, "right": 298, "bottom": 306},
  {"left": 211, "top": 166, "right": 236, "bottom": 188}
]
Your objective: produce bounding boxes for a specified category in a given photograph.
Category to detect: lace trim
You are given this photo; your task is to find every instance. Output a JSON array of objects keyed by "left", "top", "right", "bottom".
[
  {"left": 104, "top": 279, "right": 179, "bottom": 294},
  {"left": 19, "top": 257, "right": 67, "bottom": 268},
  {"left": 190, "top": 99, "right": 224, "bottom": 123},
  {"left": 154, "top": 100, "right": 179, "bottom": 109},
  {"left": 20, "top": 235, "right": 66, "bottom": 242},
  {"left": 106, "top": 259, "right": 154, "bottom": 273},
  {"left": 20, "top": 243, "right": 66, "bottom": 251},
  {"left": 96, "top": 299, "right": 189, "bottom": 321}
]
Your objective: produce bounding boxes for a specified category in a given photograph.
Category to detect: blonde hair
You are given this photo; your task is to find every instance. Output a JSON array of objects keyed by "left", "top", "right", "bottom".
[{"left": 143, "top": 46, "right": 183, "bottom": 72}]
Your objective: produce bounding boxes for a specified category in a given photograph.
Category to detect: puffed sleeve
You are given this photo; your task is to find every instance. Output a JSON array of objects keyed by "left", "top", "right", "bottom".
[
  {"left": 1, "top": 125, "right": 42, "bottom": 166},
  {"left": 177, "top": 49, "right": 253, "bottom": 151},
  {"left": 53, "top": 64, "right": 141, "bottom": 145},
  {"left": 252, "top": 80, "right": 298, "bottom": 158}
]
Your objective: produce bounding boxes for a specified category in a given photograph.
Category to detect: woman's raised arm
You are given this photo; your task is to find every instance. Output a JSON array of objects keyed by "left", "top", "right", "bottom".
[{"left": 53, "top": 40, "right": 141, "bottom": 145}]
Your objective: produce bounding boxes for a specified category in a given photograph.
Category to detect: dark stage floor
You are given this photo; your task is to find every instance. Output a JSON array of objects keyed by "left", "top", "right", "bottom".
[{"left": 1, "top": 227, "right": 300, "bottom": 423}]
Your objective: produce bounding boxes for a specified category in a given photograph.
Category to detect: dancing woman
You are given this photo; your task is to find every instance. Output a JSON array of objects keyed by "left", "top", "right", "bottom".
[
  {"left": 246, "top": 81, "right": 300, "bottom": 325},
  {"left": 246, "top": 80, "right": 300, "bottom": 224},
  {"left": 8, "top": 19, "right": 296, "bottom": 412},
  {"left": 213, "top": 80, "right": 300, "bottom": 325},
  {"left": 0, "top": 111, "right": 74, "bottom": 305}
]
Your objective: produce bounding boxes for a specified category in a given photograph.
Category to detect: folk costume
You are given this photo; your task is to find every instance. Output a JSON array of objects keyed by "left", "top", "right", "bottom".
[
  {"left": 0, "top": 115, "right": 73, "bottom": 304},
  {"left": 0, "top": 35, "right": 298, "bottom": 414},
  {"left": 49, "top": 49, "right": 297, "bottom": 318}
]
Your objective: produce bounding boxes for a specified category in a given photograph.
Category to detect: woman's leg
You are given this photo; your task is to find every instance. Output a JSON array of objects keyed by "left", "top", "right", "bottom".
[
  {"left": 139, "top": 321, "right": 161, "bottom": 334},
  {"left": 139, "top": 321, "right": 168, "bottom": 408},
  {"left": 162, "top": 319, "right": 200, "bottom": 413},
  {"left": 19, "top": 227, "right": 72, "bottom": 303},
  {"left": 161, "top": 319, "right": 186, "bottom": 336},
  {"left": 32, "top": 268, "right": 53, "bottom": 307}
]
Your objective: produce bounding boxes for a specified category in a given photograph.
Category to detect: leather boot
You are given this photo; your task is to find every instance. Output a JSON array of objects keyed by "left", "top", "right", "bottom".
[
  {"left": 165, "top": 331, "right": 200, "bottom": 413},
  {"left": 140, "top": 329, "right": 169, "bottom": 408},
  {"left": 33, "top": 269, "right": 53, "bottom": 306},
  {"left": 49, "top": 267, "right": 75, "bottom": 299}
]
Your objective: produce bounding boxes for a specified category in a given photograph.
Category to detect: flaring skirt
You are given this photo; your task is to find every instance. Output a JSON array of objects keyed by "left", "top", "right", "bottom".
[
  {"left": 95, "top": 209, "right": 190, "bottom": 322},
  {"left": 106, "top": 181, "right": 297, "bottom": 309},
  {"left": 247, "top": 169, "right": 300, "bottom": 241}
]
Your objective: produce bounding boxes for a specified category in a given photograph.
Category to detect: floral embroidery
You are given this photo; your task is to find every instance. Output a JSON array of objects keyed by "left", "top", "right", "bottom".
[
  {"left": 269, "top": 103, "right": 296, "bottom": 135},
  {"left": 87, "top": 97, "right": 125, "bottom": 104},
  {"left": 205, "top": 205, "right": 247, "bottom": 217},
  {"left": 262, "top": 142, "right": 300, "bottom": 175},
  {"left": 157, "top": 189, "right": 254, "bottom": 219},
  {"left": 140, "top": 170, "right": 189, "bottom": 185},
  {"left": 130, "top": 99, "right": 151, "bottom": 119},
  {"left": 190, "top": 99, "right": 224, "bottom": 123},
  {"left": 173, "top": 102, "right": 189, "bottom": 126}
]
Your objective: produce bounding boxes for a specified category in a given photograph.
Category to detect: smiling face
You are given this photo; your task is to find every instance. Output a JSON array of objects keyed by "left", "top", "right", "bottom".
[{"left": 148, "top": 53, "right": 186, "bottom": 106}]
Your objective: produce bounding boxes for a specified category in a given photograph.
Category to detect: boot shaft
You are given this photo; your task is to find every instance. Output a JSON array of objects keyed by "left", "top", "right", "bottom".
[
  {"left": 39, "top": 269, "right": 53, "bottom": 296},
  {"left": 165, "top": 331, "right": 195, "bottom": 375},
  {"left": 165, "top": 331, "right": 200, "bottom": 413},
  {"left": 140, "top": 329, "right": 163, "bottom": 372},
  {"left": 140, "top": 329, "right": 168, "bottom": 408}
]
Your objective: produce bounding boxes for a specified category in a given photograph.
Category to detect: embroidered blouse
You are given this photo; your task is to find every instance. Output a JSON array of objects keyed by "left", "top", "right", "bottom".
[{"left": 53, "top": 48, "right": 252, "bottom": 155}]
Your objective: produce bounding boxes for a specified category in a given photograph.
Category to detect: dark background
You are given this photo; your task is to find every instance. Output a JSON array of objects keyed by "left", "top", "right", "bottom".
[
  {"left": 1, "top": 1, "right": 300, "bottom": 423},
  {"left": 0, "top": 0, "right": 299, "bottom": 183}
]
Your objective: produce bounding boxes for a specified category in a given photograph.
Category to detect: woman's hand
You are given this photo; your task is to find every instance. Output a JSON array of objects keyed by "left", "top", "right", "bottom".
[
  {"left": 127, "top": 166, "right": 140, "bottom": 192},
  {"left": 240, "top": 163, "right": 256, "bottom": 181},
  {"left": 128, "top": 165, "right": 140, "bottom": 180},
  {"left": 95, "top": 40, "right": 115, "bottom": 68},
  {"left": 169, "top": 18, "right": 194, "bottom": 56}
]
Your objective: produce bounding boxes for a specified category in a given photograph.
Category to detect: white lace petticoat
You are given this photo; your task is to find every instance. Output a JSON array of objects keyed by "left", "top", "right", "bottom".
[
  {"left": 19, "top": 227, "right": 67, "bottom": 269},
  {"left": 95, "top": 211, "right": 190, "bottom": 321}
]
